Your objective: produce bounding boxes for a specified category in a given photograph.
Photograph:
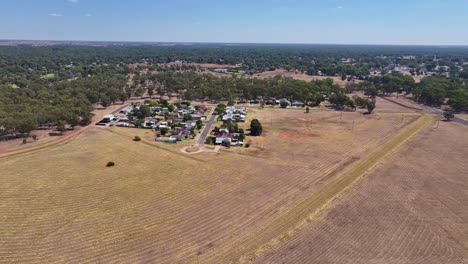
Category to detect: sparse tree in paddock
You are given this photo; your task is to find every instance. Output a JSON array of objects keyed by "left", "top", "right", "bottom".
[
  {"left": 367, "top": 99, "right": 376, "bottom": 114},
  {"left": 250, "top": 119, "right": 263, "bottom": 136},
  {"left": 443, "top": 111, "right": 454, "bottom": 121}
]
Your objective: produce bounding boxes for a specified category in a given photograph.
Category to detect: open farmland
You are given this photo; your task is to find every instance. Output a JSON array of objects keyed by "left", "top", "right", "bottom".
[
  {"left": 250, "top": 69, "right": 356, "bottom": 86},
  {"left": 0, "top": 105, "right": 429, "bottom": 263},
  {"left": 255, "top": 121, "right": 468, "bottom": 264}
]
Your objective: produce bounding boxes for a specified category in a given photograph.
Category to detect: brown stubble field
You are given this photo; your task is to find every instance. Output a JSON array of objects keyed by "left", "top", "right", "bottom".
[
  {"left": 255, "top": 120, "right": 468, "bottom": 264},
  {"left": 0, "top": 100, "right": 457, "bottom": 263}
]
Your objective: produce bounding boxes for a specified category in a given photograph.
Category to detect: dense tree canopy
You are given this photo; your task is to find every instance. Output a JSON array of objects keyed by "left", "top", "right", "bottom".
[{"left": 1, "top": 44, "right": 467, "bottom": 137}]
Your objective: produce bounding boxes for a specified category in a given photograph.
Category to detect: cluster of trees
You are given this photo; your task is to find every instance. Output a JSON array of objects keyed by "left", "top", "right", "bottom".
[
  {"left": 1, "top": 44, "right": 467, "bottom": 138},
  {"left": 0, "top": 66, "right": 128, "bottom": 137},
  {"left": 359, "top": 73, "right": 467, "bottom": 110},
  {"left": 139, "top": 72, "right": 340, "bottom": 105},
  {"left": 2, "top": 44, "right": 468, "bottom": 80}
]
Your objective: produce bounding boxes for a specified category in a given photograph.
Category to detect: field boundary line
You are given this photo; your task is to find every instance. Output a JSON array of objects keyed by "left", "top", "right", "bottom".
[
  {"left": 193, "top": 114, "right": 434, "bottom": 264},
  {"left": 379, "top": 95, "right": 423, "bottom": 111}
]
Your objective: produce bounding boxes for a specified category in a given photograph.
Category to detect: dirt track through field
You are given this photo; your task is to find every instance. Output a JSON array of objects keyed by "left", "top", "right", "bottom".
[{"left": 193, "top": 114, "right": 434, "bottom": 263}]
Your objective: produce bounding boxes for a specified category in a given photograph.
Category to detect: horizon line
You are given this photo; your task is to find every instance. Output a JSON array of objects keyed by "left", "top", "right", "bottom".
[{"left": 1, "top": 39, "right": 468, "bottom": 47}]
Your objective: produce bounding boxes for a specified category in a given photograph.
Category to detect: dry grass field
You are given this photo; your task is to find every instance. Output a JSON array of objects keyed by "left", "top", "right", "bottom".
[
  {"left": 1, "top": 100, "right": 463, "bottom": 263},
  {"left": 255, "top": 121, "right": 468, "bottom": 264},
  {"left": 249, "top": 70, "right": 355, "bottom": 86}
]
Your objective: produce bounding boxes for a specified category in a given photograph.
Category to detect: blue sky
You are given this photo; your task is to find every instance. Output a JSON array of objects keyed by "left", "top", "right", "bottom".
[{"left": 1, "top": 0, "right": 467, "bottom": 45}]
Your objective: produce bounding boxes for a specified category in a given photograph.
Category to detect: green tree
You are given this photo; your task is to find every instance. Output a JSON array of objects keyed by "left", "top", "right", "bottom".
[
  {"left": 183, "top": 114, "right": 193, "bottom": 122},
  {"left": 448, "top": 89, "right": 468, "bottom": 112},
  {"left": 138, "top": 105, "right": 151, "bottom": 119},
  {"left": 250, "top": 119, "right": 263, "bottom": 136},
  {"left": 366, "top": 99, "right": 376, "bottom": 114},
  {"left": 215, "top": 103, "right": 227, "bottom": 114},
  {"left": 280, "top": 100, "right": 289, "bottom": 109},
  {"left": 443, "top": 111, "right": 454, "bottom": 121},
  {"left": 56, "top": 120, "right": 66, "bottom": 133},
  {"left": 329, "top": 93, "right": 352, "bottom": 109},
  {"left": 147, "top": 85, "right": 155, "bottom": 98},
  {"left": 160, "top": 127, "right": 169, "bottom": 135},
  {"left": 135, "top": 119, "right": 145, "bottom": 128}
]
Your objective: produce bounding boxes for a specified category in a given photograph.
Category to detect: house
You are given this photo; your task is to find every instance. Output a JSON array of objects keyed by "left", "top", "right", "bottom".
[
  {"left": 279, "top": 99, "right": 291, "bottom": 106},
  {"left": 192, "top": 114, "right": 202, "bottom": 121},
  {"left": 178, "top": 122, "right": 194, "bottom": 140},
  {"left": 156, "top": 136, "right": 177, "bottom": 143},
  {"left": 145, "top": 120, "right": 157, "bottom": 128},
  {"left": 102, "top": 115, "right": 115, "bottom": 122},
  {"left": 291, "top": 100, "right": 305, "bottom": 107},
  {"left": 215, "top": 133, "right": 232, "bottom": 145},
  {"left": 222, "top": 114, "right": 233, "bottom": 121},
  {"left": 119, "top": 107, "right": 133, "bottom": 115},
  {"left": 214, "top": 68, "right": 228, "bottom": 73},
  {"left": 117, "top": 122, "right": 129, "bottom": 127}
]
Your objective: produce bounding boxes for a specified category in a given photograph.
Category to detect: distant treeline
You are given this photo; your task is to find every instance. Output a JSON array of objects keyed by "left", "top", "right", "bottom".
[
  {"left": 1, "top": 44, "right": 468, "bottom": 78},
  {"left": 0, "top": 65, "right": 128, "bottom": 137},
  {"left": 1, "top": 44, "right": 468, "bottom": 137},
  {"left": 135, "top": 71, "right": 468, "bottom": 111}
]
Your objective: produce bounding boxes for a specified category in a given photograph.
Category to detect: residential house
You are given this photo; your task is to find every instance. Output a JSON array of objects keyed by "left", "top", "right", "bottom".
[
  {"left": 215, "top": 133, "right": 232, "bottom": 145},
  {"left": 291, "top": 100, "right": 305, "bottom": 107}
]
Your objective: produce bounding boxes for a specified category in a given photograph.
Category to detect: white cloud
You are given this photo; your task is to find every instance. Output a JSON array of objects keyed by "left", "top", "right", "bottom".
[
  {"left": 67, "top": 0, "right": 79, "bottom": 3},
  {"left": 49, "top": 13, "right": 63, "bottom": 17},
  {"left": 85, "top": 13, "right": 92, "bottom": 17},
  {"left": 337, "top": 6, "right": 343, "bottom": 9}
]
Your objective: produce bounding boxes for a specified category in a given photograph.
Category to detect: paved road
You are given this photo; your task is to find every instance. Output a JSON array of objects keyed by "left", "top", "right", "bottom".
[
  {"left": 197, "top": 114, "right": 217, "bottom": 146},
  {"left": 424, "top": 107, "right": 468, "bottom": 126},
  {"left": 396, "top": 97, "right": 468, "bottom": 126}
]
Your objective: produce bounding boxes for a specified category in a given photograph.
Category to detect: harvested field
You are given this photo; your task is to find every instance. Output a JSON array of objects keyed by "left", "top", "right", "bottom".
[
  {"left": 0, "top": 107, "right": 436, "bottom": 263},
  {"left": 255, "top": 121, "right": 468, "bottom": 264},
  {"left": 373, "top": 96, "right": 419, "bottom": 113},
  {"left": 251, "top": 69, "right": 358, "bottom": 86},
  {"left": 160, "top": 62, "right": 239, "bottom": 68}
]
